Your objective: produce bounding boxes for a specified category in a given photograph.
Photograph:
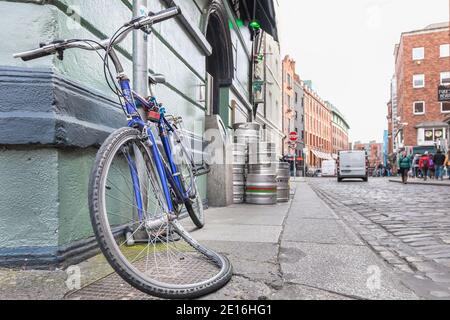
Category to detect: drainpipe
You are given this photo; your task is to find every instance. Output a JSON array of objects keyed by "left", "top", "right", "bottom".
[{"left": 133, "top": 0, "right": 149, "bottom": 115}]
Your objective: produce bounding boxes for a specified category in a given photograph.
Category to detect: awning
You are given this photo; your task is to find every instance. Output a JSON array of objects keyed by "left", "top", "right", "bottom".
[
  {"left": 230, "top": 0, "right": 279, "bottom": 41},
  {"left": 412, "top": 146, "right": 437, "bottom": 155},
  {"left": 311, "top": 150, "right": 333, "bottom": 160},
  {"left": 415, "top": 121, "right": 448, "bottom": 129}
]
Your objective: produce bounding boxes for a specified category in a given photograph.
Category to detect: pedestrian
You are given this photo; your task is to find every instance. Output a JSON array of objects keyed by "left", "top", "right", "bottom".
[
  {"left": 433, "top": 149, "right": 446, "bottom": 181},
  {"left": 377, "top": 163, "right": 384, "bottom": 177},
  {"left": 428, "top": 153, "right": 435, "bottom": 179},
  {"left": 398, "top": 151, "right": 412, "bottom": 184},
  {"left": 412, "top": 154, "right": 420, "bottom": 178},
  {"left": 386, "top": 163, "right": 392, "bottom": 177},
  {"left": 445, "top": 151, "right": 450, "bottom": 180},
  {"left": 419, "top": 152, "right": 430, "bottom": 181}
]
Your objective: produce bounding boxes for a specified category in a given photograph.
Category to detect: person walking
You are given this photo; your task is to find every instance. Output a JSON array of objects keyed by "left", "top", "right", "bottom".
[
  {"left": 386, "top": 163, "right": 392, "bottom": 177},
  {"left": 419, "top": 152, "right": 430, "bottom": 181},
  {"left": 445, "top": 151, "right": 450, "bottom": 180},
  {"left": 428, "top": 153, "right": 435, "bottom": 179},
  {"left": 412, "top": 154, "right": 420, "bottom": 178},
  {"left": 398, "top": 151, "right": 412, "bottom": 184},
  {"left": 433, "top": 150, "right": 446, "bottom": 181}
]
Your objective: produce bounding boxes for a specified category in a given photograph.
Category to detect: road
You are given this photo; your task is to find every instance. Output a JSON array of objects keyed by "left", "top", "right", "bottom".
[
  {"left": 3, "top": 178, "right": 449, "bottom": 300},
  {"left": 308, "top": 177, "right": 450, "bottom": 299}
]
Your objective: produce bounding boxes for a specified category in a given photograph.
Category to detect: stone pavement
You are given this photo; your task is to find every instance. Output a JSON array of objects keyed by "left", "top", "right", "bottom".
[
  {"left": 389, "top": 178, "right": 450, "bottom": 187},
  {"left": 0, "top": 180, "right": 418, "bottom": 300},
  {"left": 308, "top": 178, "right": 450, "bottom": 300}
]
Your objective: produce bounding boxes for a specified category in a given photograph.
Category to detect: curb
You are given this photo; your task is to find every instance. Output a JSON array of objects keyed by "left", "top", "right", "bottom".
[{"left": 388, "top": 179, "right": 450, "bottom": 187}]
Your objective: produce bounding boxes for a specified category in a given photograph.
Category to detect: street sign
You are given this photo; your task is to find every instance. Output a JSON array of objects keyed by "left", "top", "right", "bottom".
[
  {"left": 438, "top": 85, "right": 450, "bottom": 102},
  {"left": 289, "top": 131, "right": 299, "bottom": 142}
]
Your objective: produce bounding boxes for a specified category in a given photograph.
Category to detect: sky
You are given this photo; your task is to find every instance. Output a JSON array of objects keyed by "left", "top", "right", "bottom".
[{"left": 277, "top": 0, "right": 449, "bottom": 143}]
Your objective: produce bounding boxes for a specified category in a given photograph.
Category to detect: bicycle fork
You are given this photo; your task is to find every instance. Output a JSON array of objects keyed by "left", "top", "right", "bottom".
[{"left": 125, "top": 127, "right": 176, "bottom": 231}]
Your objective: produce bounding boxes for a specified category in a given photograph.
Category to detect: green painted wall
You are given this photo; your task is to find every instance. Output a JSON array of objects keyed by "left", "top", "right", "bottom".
[
  {"left": 0, "top": 148, "right": 59, "bottom": 249},
  {"left": 0, "top": 0, "right": 254, "bottom": 263}
]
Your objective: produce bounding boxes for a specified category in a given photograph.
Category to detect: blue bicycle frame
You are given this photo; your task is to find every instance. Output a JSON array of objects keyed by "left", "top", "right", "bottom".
[{"left": 118, "top": 78, "right": 187, "bottom": 218}]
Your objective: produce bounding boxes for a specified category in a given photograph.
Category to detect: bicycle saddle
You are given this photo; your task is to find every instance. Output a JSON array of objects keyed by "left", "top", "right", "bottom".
[{"left": 149, "top": 73, "right": 166, "bottom": 85}]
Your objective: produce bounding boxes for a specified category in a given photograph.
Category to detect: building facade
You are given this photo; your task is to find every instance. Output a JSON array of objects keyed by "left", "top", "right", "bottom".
[
  {"left": 393, "top": 23, "right": 450, "bottom": 155},
  {"left": 254, "top": 31, "right": 283, "bottom": 158},
  {"left": 282, "top": 56, "right": 297, "bottom": 157},
  {"left": 0, "top": 0, "right": 278, "bottom": 267},
  {"left": 329, "top": 103, "right": 350, "bottom": 155},
  {"left": 354, "top": 141, "right": 383, "bottom": 168},
  {"left": 387, "top": 99, "right": 394, "bottom": 155},
  {"left": 302, "top": 81, "right": 333, "bottom": 171},
  {"left": 293, "top": 75, "right": 305, "bottom": 172}
]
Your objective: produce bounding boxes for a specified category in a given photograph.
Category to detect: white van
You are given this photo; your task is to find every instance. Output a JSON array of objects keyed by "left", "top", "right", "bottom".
[
  {"left": 337, "top": 150, "right": 369, "bottom": 182},
  {"left": 321, "top": 160, "right": 337, "bottom": 177}
]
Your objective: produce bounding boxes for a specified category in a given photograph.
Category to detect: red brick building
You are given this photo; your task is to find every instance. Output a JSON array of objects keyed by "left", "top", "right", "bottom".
[
  {"left": 302, "top": 81, "right": 332, "bottom": 169},
  {"left": 282, "top": 56, "right": 297, "bottom": 156},
  {"left": 393, "top": 23, "right": 450, "bottom": 154},
  {"left": 353, "top": 141, "right": 383, "bottom": 167}
]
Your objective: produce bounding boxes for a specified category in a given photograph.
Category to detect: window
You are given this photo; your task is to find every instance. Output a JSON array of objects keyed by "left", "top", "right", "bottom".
[
  {"left": 412, "top": 47, "right": 424, "bottom": 60},
  {"left": 413, "top": 101, "right": 425, "bottom": 115},
  {"left": 440, "top": 44, "right": 450, "bottom": 58},
  {"left": 413, "top": 74, "right": 425, "bottom": 88},
  {"left": 442, "top": 102, "right": 450, "bottom": 113},
  {"left": 440, "top": 72, "right": 450, "bottom": 85},
  {"left": 435, "top": 129, "right": 444, "bottom": 140},
  {"left": 423, "top": 128, "right": 445, "bottom": 142},
  {"left": 425, "top": 129, "right": 434, "bottom": 141}
]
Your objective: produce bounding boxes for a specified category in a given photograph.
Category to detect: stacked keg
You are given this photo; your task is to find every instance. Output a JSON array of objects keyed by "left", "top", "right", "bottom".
[
  {"left": 246, "top": 143, "right": 278, "bottom": 205},
  {"left": 276, "top": 162, "right": 291, "bottom": 203},
  {"left": 232, "top": 143, "right": 246, "bottom": 204},
  {"left": 232, "top": 123, "right": 261, "bottom": 204},
  {"left": 232, "top": 123, "right": 291, "bottom": 205},
  {"left": 233, "top": 123, "right": 260, "bottom": 145}
]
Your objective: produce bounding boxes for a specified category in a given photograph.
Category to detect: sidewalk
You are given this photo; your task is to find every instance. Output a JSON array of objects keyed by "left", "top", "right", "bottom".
[
  {"left": 389, "top": 178, "right": 450, "bottom": 187},
  {"left": 0, "top": 181, "right": 417, "bottom": 300}
]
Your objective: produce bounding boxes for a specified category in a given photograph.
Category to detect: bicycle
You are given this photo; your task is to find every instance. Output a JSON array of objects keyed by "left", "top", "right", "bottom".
[{"left": 14, "top": 6, "right": 232, "bottom": 299}]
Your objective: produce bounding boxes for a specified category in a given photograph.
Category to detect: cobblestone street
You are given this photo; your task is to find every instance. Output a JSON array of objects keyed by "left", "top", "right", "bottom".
[{"left": 308, "top": 178, "right": 450, "bottom": 299}]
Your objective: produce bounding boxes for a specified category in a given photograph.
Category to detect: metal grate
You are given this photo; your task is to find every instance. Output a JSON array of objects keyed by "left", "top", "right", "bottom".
[{"left": 66, "top": 251, "right": 220, "bottom": 300}]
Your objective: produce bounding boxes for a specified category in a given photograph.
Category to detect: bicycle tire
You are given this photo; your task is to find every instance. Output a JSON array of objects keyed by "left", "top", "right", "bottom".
[{"left": 89, "top": 127, "right": 232, "bottom": 299}]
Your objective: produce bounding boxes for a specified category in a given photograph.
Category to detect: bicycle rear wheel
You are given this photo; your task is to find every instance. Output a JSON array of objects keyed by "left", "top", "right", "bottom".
[{"left": 89, "top": 127, "right": 232, "bottom": 299}]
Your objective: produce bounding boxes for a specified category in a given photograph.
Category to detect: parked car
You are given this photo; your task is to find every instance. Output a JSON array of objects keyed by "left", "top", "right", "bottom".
[
  {"left": 321, "top": 160, "right": 337, "bottom": 177},
  {"left": 337, "top": 150, "right": 369, "bottom": 182}
]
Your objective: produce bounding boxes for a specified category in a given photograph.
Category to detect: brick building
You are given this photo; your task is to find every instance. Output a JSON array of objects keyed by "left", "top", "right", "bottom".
[
  {"left": 282, "top": 56, "right": 297, "bottom": 156},
  {"left": 354, "top": 141, "right": 383, "bottom": 168},
  {"left": 393, "top": 23, "right": 450, "bottom": 154},
  {"left": 302, "top": 81, "right": 333, "bottom": 170}
]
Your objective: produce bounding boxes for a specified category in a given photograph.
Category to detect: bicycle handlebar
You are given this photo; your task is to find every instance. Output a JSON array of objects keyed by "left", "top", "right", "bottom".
[{"left": 13, "top": 6, "right": 181, "bottom": 61}]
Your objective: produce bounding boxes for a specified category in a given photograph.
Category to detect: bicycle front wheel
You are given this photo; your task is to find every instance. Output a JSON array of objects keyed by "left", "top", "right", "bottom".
[
  {"left": 89, "top": 127, "right": 232, "bottom": 299},
  {"left": 169, "top": 127, "right": 205, "bottom": 229}
]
